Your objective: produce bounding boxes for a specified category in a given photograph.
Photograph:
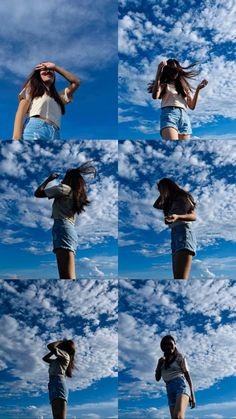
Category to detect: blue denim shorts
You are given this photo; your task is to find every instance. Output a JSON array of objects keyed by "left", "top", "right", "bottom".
[
  {"left": 171, "top": 224, "right": 196, "bottom": 256},
  {"left": 160, "top": 106, "right": 192, "bottom": 136},
  {"left": 48, "top": 376, "right": 68, "bottom": 404},
  {"left": 52, "top": 219, "right": 78, "bottom": 254},
  {"left": 23, "top": 117, "right": 60, "bottom": 140},
  {"left": 166, "top": 376, "right": 190, "bottom": 407}
]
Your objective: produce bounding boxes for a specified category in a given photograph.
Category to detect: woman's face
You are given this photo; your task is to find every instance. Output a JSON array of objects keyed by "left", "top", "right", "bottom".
[
  {"left": 162, "top": 339, "right": 176, "bottom": 354},
  {"left": 40, "top": 69, "right": 55, "bottom": 85}
]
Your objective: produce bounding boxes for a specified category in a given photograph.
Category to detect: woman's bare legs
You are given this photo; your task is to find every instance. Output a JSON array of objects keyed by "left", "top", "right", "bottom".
[
  {"left": 169, "top": 406, "right": 175, "bottom": 419},
  {"left": 173, "top": 394, "right": 189, "bottom": 418},
  {"left": 172, "top": 250, "right": 193, "bottom": 280},
  {"left": 55, "top": 249, "right": 76, "bottom": 279},
  {"left": 161, "top": 128, "right": 190, "bottom": 141},
  {"left": 161, "top": 127, "right": 179, "bottom": 140},
  {"left": 52, "top": 399, "right": 67, "bottom": 419},
  {"left": 178, "top": 134, "right": 190, "bottom": 140}
]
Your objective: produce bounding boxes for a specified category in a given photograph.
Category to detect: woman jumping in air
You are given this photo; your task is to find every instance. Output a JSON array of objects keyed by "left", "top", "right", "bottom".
[
  {"left": 148, "top": 59, "right": 208, "bottom": 140},
  {"left": 43, "top": 339, "right": 76, "bottom": 419},
  {"left": 34, "top": 162, "right": 96, "bottom": 279},
  {"left": 155, "top": 335, "right": 196, "bottom": 419},
  {"left": 13, "top": 62, "right": 80, "bottom": 140},
  {"left": 153, "top": 178, "right": 197, "bottom": 280}
]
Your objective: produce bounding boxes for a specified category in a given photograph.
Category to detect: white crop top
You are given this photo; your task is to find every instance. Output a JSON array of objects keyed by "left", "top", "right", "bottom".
[
  {"left": 161, "top": 83, "right": 187, "bottom": 109},
  {"left": 19, "top": 86, "right": 72, "bottom": 128},
  {"left": 44, "top": 183, "right": 76, "bottom": 224},
  {"left": 48, "top": 348, "right": 70, "bottom": 377},
  {"left": 160, "top": 356, "right": 189, "bottom": 383}
]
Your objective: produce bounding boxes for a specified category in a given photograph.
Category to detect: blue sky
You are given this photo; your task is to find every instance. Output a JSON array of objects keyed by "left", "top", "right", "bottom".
[
  {"left": 0, "top": 279, "right": 118, "bottom": 419},
  {"left": 119, "top": 278, "right": 236, "bottom": 419},
  {"left": 0, "top": 140, "right": 118, "bottom": 279},
  {"left": 118, "top": 0, "right": 236, "bottom": 139},
  {"left": 0, "top": 0, "right": 117, "bottom": 140},
  {"left": 119, "top": 139, "right": 236, "bottom": 279}
]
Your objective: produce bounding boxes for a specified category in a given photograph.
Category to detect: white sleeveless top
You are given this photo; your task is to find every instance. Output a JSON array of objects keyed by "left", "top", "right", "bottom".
[
  {"left": 161, "top": 356, "right": 189, "bottom": 383},
  {"left": 161, "top": 83, "right": 187, "bottom": 109},
  {"left": 19, "top": 86, "right": 72, "bottom": 128}
]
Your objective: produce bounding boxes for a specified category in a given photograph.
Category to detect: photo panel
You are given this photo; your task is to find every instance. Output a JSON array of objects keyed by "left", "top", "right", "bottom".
[
  {"left": 119, "top": 0, "right": 236, "bottom": 140},
  {"left": 1, "top": 0, "right": 117, "bottom": 140},
  {"left": 0, "top": 139, "right": 118, "bottom": 279},
  {"left": 0, "top": 278, "right": 118, "bottom": 419},
  {"left": 119, "top": 278, "right": 236, "bottom": 418},
  {"left": 119, "top": 139, "right": 236, "bottom": 280}
]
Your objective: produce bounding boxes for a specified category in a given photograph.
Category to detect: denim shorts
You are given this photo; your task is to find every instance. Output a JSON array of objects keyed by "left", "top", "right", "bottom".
[
  {"left": 48, "top": 376, "right": 68, "bottom": 404},
  {"left": 171, "top": 223, "right": 196, "bottom": 256},
  {"left": 160, "top": 106, "right": 192, "bottom": 136},
  {"left": 23, "top": 117, "right": 60, "bottom": 140},
  {"left": 166, "top": 376, "right": 190, "bottom": 407},
  {"left": 52, "top": 219, "right": 78, "bottom": 254}
]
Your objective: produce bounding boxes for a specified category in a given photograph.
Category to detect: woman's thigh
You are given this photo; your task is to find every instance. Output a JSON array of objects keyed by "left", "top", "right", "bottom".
[
  {"left": 172, "top": 250, "right": 193, "bottom": 280},
  {"left": 173, "top": 393, "right": 189, "bottom": 418},
  {"left": 178, "top": 134, "right": 190, "bottom": 140},
  {"left": 161, "top": 127, "right": 179, "bottom": 140},
  {"left": 51, "top": 398, "right": 67, "bottom": 419},
  {"left": 55, "top": 248, "right": 76, "bottom": 279}
]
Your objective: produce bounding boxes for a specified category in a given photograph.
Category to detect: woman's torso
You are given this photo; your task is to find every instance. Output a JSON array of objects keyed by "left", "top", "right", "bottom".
[
  {"left": 161, "top": 83, "right": 187, "bottom": 109},
  {"left": 161, "top": 355, "right": 189, "bottom": 383},
  {"left": 167, "top": 195, "right": 194, "bottom": 228},
  {"left": 19, "top": 87, "right": 71, "bottom": 128},
  {"left": 48, "top": 348, "right": 70, "bottom": 378},
  {"left": 45, "top": 183, "right": 76, "bottom": 224}
]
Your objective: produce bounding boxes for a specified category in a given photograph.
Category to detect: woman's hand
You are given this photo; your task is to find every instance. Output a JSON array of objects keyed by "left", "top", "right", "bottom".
[
  {"left": 157, "top": 61, "right": 167, "bottom": 74},
  {"left": 47, "top": 173, "right": 60, "bottom": 182},
  {"left": 189, "top": 394, "right": 196, "bottom": 409},
  {"left": 165, "top": 214, "right": 179, "bottom": 223},
  {"left": 157, "top": 357, "right": 165, "bottom": 367},
  {"left": 197, "top": 79, "right": 208, "bottom": 90},
  {"left": 35, "top": 62, "right": 56, "bottom": 71}
]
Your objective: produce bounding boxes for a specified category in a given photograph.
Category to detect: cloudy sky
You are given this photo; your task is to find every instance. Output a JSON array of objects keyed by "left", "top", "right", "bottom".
[
  {"left": 0, "top": 0, "right": 117, "bottom": 140},
  {"left": 119, "top": 278, "right": 236, "bottom": 419},
  {"left": 0, "top": 140, "right": 118, "bottom": 279},
  {"left": 0, "top": 279, "right": 118, "bottom": 419},
  {"left": 119, "top": 0, "right": 236, "bottom": 139},
  {"left": 119, "top": 139, "right": 236, "bottom": 279}
]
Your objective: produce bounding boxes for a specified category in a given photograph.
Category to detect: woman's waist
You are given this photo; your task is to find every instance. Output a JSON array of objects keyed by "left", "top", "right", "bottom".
[
  {"left": 53, "top": 217, "right": 76, "bottom": 226},
  {"left": 168, "top": 220, "right": 192, "bottom": 228},
  {"left": 49, "top": 374, "right": 66, "bottom": 381},
  {"left": 29, "top": 115, "right": 59, "bottom": 129},
  {"left": 163, "top": 373, "right": 186, "bottom": 384}
]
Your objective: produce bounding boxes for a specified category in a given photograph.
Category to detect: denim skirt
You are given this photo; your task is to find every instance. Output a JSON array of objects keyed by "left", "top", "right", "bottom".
[
  {"left": 171, "top": 223, "right": 197, "bottom": 256},
  {"left": 166, "top": 376, "right": 190, "bottom": 407},
  {"left": 23, "top": 117, "right": 60, "bottom": 140},
  {"left": 48, "top": 376, "right": 68, "bottom": 403},
  {"left": 52, "top": 219, "right": 78, "bottom": 254},
  {"left": 160, "top": 106, "right": 192, "bottom": 135}
]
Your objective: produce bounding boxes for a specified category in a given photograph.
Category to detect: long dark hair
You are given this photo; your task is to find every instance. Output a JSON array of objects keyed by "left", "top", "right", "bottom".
[
  {"left": 63, "top": 161, "right": 96, "bottom": 214},
  {"left": 58, "top": 340, "right": 76, "bottom": 378},
  {"left": 160, "top": 335, "right": 183, "bottom": 369},
  {"left": 148, "top": 58, "right": 199, "bottom": 98},
  {"left": 23, "top": 69, "right": 65, "bottom": 114},
  {"left": 157, "top": 178, "right": 196, "bottom": 216}
]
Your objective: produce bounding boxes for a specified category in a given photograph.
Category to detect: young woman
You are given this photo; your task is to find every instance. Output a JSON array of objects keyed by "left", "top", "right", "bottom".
[
  {"left": 148, "top": 58, "right": 208, "bottom": 140},
  {"left": 43, "top": 339, "right": 76, "bottom": 419},
  {"left": 13, "top": 62, "right": 80, "bottom": 140},
  {"left": 155, "top": 335, "right": 196, "bottom": 419},
  {"left": 34, "top": 162, "right": 96, "bottom": 279},
  {"left": 153, "top": 178, "right": 197, "bottom": 280}
]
